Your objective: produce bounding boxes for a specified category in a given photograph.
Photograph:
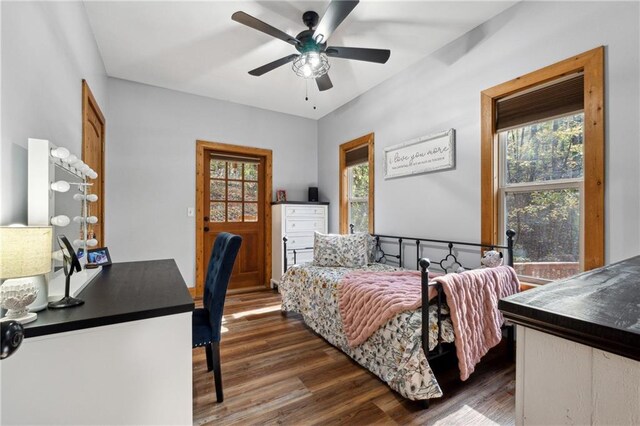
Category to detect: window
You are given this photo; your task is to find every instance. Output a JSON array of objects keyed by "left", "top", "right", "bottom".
[
  {"left": 347, "top": 163, "right": 370, "bottom": 233},
  {"left": 339, "top": 134, "right": 374, "bottom": 234},
  {"left": 481, "top": 47, "right": 604, "bottom": 283},
  {"left": 499, "top": 113, "right": 584, "bottom": 280}
]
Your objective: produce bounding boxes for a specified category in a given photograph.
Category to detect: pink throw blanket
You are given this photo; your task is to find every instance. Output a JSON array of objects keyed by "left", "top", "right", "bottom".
[
  {"left": 433, "top": 266, "right": 520, "bottom": 381},
  {"left": 339, "top": 271, "right": 438, "bottom": 347}
]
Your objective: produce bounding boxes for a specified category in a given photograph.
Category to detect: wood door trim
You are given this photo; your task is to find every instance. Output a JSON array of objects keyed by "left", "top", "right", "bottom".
[
  {"left": 81, "top": 79, "right": 106, "bottom": 245},
  {"left": 339, "top": 133, "right": 375, "bottom": 234},
  {"left": 480, "top": 46, "right": 604, "bottom": 270},
  {"left": 195, "top": 140, "right": 273, "bottom": 298}
]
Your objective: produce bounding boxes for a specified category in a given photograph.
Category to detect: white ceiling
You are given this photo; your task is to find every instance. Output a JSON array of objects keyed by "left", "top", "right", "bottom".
[{"left": 84, "top": 1, "right": 516, "bottom": 120}]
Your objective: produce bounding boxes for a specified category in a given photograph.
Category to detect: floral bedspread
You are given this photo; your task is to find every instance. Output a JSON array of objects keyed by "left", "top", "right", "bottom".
[{"left": 279, "top": 263, "right": 455, "bottom": 400}]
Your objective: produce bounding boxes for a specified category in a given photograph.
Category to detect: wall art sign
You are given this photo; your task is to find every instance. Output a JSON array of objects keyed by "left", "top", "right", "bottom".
[{"left": 384, "top": 129, "right": 455, "bottom": 179}]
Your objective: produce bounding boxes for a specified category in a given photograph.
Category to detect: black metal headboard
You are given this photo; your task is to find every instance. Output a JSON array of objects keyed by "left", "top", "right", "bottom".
[
  {"left": 282, "top": 227, "right": 515, "bottom": 273},
  {"left": 351, "top": 224, "right": 515, "bottom": 271}
]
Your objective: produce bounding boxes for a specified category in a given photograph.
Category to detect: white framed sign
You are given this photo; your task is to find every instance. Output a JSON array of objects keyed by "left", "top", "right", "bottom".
[{"left": 384, "top": 129, "right": 455, "bottom": 179}]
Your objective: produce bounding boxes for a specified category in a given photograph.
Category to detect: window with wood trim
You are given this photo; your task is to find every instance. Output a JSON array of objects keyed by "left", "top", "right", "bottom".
[
  {"left": 339, "top": 134, "right": 374, "bottom": 234},
  {"left": 481, "top": 47, "right": 604, "bottom": 284}
]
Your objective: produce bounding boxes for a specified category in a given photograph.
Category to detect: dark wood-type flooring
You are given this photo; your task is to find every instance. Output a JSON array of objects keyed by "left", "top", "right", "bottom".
[{"left": 193, "top": 290, "right": 515, "bottom": 425}]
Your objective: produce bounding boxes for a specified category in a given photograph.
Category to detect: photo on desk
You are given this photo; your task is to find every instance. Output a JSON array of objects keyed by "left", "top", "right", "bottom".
[{"left": 87, "top": 247, "right": 112, "bottom": 267}]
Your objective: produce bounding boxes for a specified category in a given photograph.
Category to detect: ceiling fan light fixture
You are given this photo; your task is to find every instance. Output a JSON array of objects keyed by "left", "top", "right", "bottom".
[{"left": 292, "top": 52, "right": 330, "bottom": 79}]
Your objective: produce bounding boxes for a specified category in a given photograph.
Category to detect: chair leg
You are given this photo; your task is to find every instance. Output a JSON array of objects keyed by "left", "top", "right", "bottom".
[
  {"left": 211, "top": 341, "right": 223, "bottom": 402},
  {"left": 205, "top": 344, "right": 213, "bottom": 372}
]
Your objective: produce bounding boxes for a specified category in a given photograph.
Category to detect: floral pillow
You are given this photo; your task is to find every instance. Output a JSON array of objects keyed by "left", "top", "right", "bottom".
[{"left": 313, "top": 231, "right": 369, "bottom": 268}]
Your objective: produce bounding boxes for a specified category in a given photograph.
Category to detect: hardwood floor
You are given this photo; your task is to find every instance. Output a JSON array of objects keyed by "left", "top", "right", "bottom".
[{"left": 193, "top": 290, "right": 515, "bottom": 425}]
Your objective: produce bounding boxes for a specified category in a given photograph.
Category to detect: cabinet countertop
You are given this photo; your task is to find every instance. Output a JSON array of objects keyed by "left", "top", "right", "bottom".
[
  {"left": 23, "top": 259, "right": 194, "bottom": 338},
  {"left": 499, "top": 255, "right": 640, "bottom": 361}
]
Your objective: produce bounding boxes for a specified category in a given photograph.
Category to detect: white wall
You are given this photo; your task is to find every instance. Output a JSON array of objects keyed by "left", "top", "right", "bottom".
[
  {"left": 1, "top": 1, "right": 108, "bottom": 225},
  {"left": 107, "top": 78, "right": 318, "bottom": 286},
  {"left": 317, "top": 1, "right": 640, "bottom": 264}
]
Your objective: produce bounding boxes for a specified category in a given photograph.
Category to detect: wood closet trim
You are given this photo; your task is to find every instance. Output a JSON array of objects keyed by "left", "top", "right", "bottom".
[
  {"left": 81, "top": 79, "right": 106, "bottom": 244},
  {"left": 339, "top": 133, "right": 375, "bottom": 234},
  {"left": 480, "top": 46, "right": 605, "bottom": 271},
  {"left": 195, "top": 140, "right": 273, "bottom": 298}
]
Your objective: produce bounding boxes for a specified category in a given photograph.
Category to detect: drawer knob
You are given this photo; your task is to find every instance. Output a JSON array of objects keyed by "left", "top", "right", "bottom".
[{"left": 292, "top": 223, "right": 296, "bottom": 227}]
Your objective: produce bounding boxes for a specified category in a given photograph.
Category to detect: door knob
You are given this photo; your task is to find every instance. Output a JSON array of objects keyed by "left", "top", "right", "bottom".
[{"left": 204, "top": 227, "right": 210, "bottom": 232}]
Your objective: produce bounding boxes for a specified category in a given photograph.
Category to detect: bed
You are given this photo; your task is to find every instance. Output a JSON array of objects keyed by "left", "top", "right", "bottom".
[{"left": 279, "top": 229, "right": 517, "bottom": 404}]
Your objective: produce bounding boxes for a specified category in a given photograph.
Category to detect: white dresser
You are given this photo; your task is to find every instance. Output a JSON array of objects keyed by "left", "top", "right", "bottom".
[{"left": 271, "top": 202, "right": 328, "bottom": 287}]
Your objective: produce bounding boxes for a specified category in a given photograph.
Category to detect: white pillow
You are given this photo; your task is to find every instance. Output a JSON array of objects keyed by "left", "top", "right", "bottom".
[{"left": 313, "top": 231, "right": 369, "bottom": 268}]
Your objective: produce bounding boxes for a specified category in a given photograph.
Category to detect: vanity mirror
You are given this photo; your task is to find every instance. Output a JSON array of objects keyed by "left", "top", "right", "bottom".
[{"left": 28, "top": 138, "right": 102, "bottom": 309}]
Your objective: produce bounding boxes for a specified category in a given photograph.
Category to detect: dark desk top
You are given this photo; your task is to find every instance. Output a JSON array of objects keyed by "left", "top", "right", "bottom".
[
  {"left": 499, "top": 255, "right": 640, "bottom": 361},
  {"left": 24, "top": 259, "right": 194, "bottom": 338}
]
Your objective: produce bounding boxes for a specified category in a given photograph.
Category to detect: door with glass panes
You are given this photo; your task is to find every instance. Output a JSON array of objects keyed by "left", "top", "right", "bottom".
[{"left": 204, "top": 152, "right": 265, "bottom": 290}]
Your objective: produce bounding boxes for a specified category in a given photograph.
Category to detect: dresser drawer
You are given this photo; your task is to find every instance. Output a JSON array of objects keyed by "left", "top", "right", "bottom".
[
  {"left": 285, "top": 218, "right": 325, "bottom": 233},
  {"left": 285, "top": 205, "right": 326, "bottom": 218},
  {"left": 285, "top": 235, "right": 315, "bottom": 249}
]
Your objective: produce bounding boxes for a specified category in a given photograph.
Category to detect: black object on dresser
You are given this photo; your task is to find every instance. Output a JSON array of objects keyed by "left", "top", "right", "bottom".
[
  {"left": 499, "top": 255, "right": 640, "bottom": 361},
  {"left": 308, "top": 187, "right": 319, "bottom": 202}
]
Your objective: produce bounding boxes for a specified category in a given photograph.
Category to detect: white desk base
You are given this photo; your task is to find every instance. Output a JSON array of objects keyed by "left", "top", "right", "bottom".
[{"left": 0, "top": 312, "right": 192, "bottom": 425}]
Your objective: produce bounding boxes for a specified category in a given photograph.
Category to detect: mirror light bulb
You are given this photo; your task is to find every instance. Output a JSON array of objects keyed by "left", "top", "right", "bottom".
[
  {"left": 87, "top": 194, "right": 98, "bottom": 202},
  {"left": 73, "top": 239, "right": 83, "bottom": 247},
  {"left": 51, "top": 180, "right": 70, "bottom": 193},
  {"left": 51, "top": 215, "right": 70, "bottom": 227},
  {"left": 50, "top": 147, "right": 70, "bottom": 160},
  {"left": 73, "top": 216, "right": 98, "bottom": 224},
  {"left": 62, "top": 154, "right": 77, "bottom": 164},
  {"left": 86, "top": 169, "right": 98, "bottom": 179},
  {"left": 86, "top": 239, "right": 98, "bottom": 247}
]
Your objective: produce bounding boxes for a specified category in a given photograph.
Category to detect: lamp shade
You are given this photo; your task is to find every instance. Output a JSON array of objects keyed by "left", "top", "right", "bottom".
[{"left": 0, "top": 226, "right": 52, "bottom": 279}]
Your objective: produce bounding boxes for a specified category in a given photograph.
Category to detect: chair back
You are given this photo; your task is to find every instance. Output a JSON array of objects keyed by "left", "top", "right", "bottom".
[{"left": 203, "top": 232, "right": 242, "bottom": 342}]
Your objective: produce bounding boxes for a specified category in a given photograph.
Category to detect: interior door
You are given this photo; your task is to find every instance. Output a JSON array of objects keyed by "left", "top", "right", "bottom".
[
  {"left": 203, "top": 153, "right": 265, "bottom": 291},
  {"left": 82, "top": 80, "right": 105, "bottom": 245}
]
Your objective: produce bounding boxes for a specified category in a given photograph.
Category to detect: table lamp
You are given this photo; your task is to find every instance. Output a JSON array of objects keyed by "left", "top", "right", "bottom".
[{"left": 0, "top": 226, "right": 52, "bottom": 324}]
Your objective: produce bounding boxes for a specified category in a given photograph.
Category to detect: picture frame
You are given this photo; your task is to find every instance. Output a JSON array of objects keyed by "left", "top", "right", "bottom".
[
  {"left": 86, "top": 247, "right": 112, "bottom": 267},
  {"left": 276, "top": 189, "right": 287, "bottom": 202},
  {"left": 384, "top": 128, "right": 456, "bottom": 179}
]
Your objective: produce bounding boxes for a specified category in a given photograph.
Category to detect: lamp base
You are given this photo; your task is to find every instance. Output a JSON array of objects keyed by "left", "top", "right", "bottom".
[
  {"left": 48, "top": 296, "right": 84, "bottom": 309},
  {"left": 0, "top": 312, "right": 37, "bottom": 324}
]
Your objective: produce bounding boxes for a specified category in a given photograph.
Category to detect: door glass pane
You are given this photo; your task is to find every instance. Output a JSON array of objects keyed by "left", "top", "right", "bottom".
[
  {"left": 506, "top": 188, "right": 580, "bottom": 280},
  {"left": 228, "top": 181, "right": 242, "bottom": 201},
  {"left": 244, "top": 182, "right": 258, "bottom": 201},
  {"left": 210, "top": 180, "right": 225, "bottom": 200},
  {"left": 210, "top": 160, "right": 226, "bottom": 179},
  {"left": 244, "top": 163, "right": 258, "bottom": 181},
  {"left": 504, "top": 114, "right": 584, "bottom": 185},
  {"left": 228, "top": 162, "right": 242, "bottom": 180},
  {"left": 349, "top": 201, "right": 369, "bottom": 233},
  {"left": 210, "top": 202, "right": 225, "bottom": 222},
  {"left": 228, "top": 203, "right": 242, "bottom": 222},
  {"left": 244, "top": 203, "right": 258, "bottom": 222}
]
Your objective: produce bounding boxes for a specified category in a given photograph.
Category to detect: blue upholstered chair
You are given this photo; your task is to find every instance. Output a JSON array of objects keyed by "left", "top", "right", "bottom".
[{"left": 192, "top": 232, "right": 242, "bottom": 403}]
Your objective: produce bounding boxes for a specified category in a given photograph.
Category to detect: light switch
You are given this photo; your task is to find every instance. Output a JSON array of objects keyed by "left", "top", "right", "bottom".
[{"left": 187, "top": 207, "right": 194, "bottom": 217}]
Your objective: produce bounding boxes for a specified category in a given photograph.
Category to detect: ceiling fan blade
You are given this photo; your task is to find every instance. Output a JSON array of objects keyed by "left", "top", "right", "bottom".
[
  {"left": 232, "top": 11, "right": 300, "bottom": 47},
  {"left": 316, "top": 73, "right": 333, "bottom": 91},
  {"left": 326, "top": 46, "right": 390, "bottom": 64},
  {"left": 249, "top": 54, "right": 299, "bottom": 76},
  {"left": 312, "top": 1, "right": 359, "bottom": 44}
]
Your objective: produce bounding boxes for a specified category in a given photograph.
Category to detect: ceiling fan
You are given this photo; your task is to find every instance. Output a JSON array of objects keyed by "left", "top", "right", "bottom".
[{"left": 232, "top": 0, "right": 391, "bottom": 92}]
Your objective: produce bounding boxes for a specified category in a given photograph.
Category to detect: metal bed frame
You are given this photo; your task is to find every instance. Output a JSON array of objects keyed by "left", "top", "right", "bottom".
[{"left": 282, "top": 227, "right": 516, "bottom": 406}]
